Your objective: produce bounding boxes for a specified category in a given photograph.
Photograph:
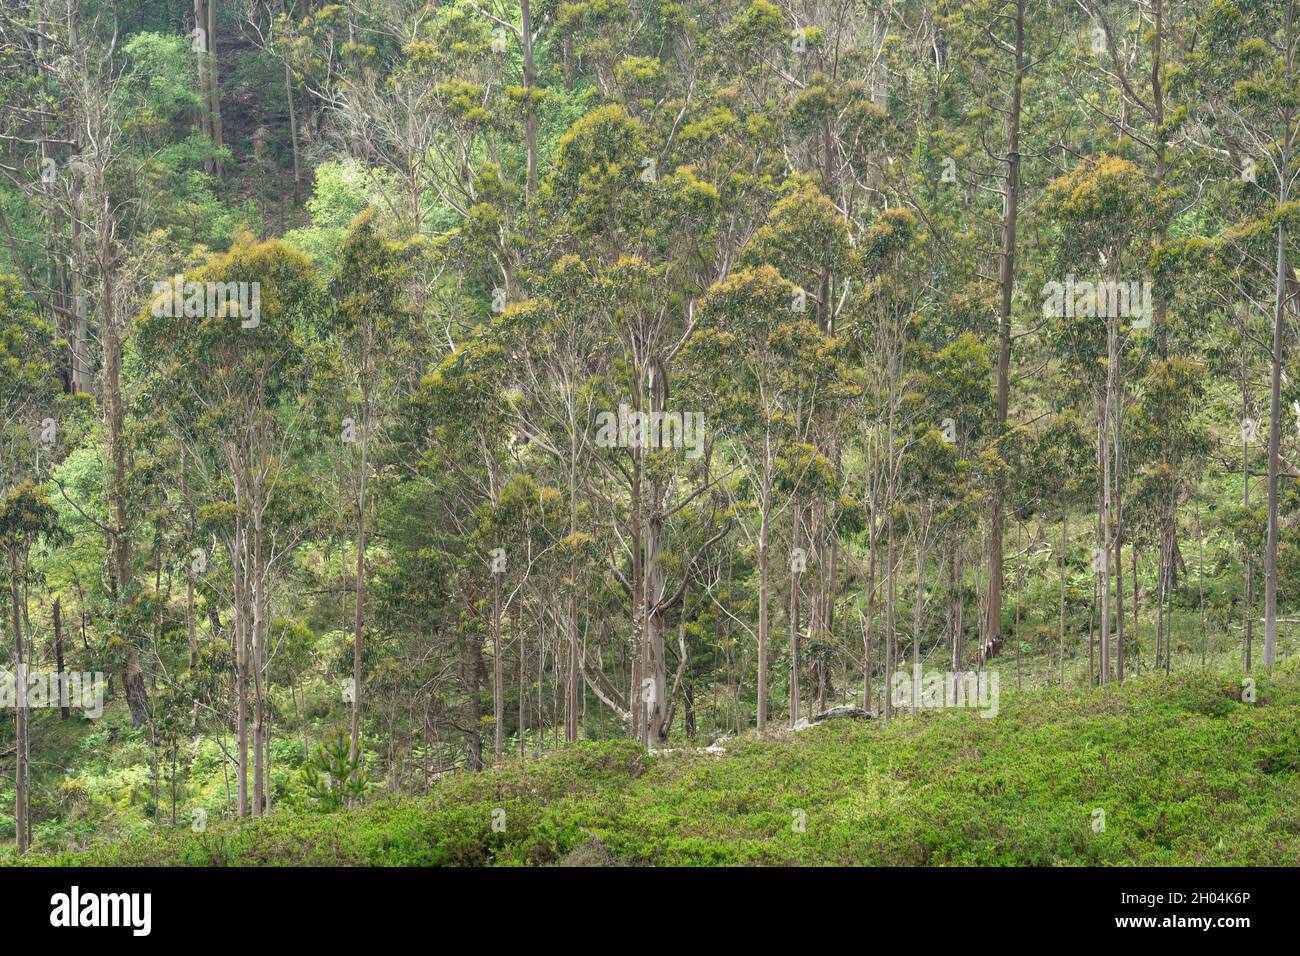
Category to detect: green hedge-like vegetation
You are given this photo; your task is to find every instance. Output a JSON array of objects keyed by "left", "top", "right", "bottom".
[{"left": 12, "top": 664, "right": 1298, "bottom": 867}]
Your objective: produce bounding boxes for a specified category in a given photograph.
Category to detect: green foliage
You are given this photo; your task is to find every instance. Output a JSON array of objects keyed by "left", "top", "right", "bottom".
[
  {"left": 285, "top": 162, "right": 392, "bottom": 268},
  {"left": 16, "top": 667, "right": 1300, "bottom": 866},
  {"left": 299, "top": 734, "right": 369, "bottom": 812}
]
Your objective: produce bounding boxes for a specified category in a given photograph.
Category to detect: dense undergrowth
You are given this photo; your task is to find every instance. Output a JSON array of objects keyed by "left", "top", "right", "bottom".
[{"left": 9, "top": 662, "right": 1298, "bottom": 866}]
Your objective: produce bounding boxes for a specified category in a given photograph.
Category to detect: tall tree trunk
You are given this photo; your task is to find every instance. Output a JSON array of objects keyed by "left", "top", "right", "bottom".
[
  {"left": 11, "top": 548, "right": 29, "bottom": 853},
  {"left": 520, "top": 0, "right": 538, "bottom": 200},
  {"left": 1015, "top": 522, "right": 1023, "bottom": 689},
  {"left": 984, "top": 0, "right": 1025, "bottom": 659},
  {"left": 1058, "top": 513, "right": 1067, "bottom": 686},
  {"left": 1264, "top": 8, "right": 1294, "bottom": 664},
  {"left": 756, "top": 503, "right": 769, "bottom": 732},
  {"left": 629, "top": 444, "right": 644, "bottom": 743},
  {"left": 1132, "top": 545, "right": 1139, "bottom": 676},
  {"left": 1101, "top": 285, "right": 1121, "bottom": 686},
  {"left": 518, "top": 600, "right": 526, "bottom": 759},
  {"left": 54, "top": 596, "right": 68, "bottom": 720},
  {"left": 863, "top": 515, "right": 878, "bottom": 709},
  {"left": 234, "top": 520, "right": 249, "bottom": 816},
  {"left": 1242, "top": 315, "right": 1255, "bottom": 672},
  {"left": 206, "top": 0, "right": 224, "bottom": 172},
  {"left": 912, "top": 518, "right": 928, "bottom": 713},
  {"left": 789, "top": 540, "right": 800, "bottom": 727},
  {"left": 182, "top": 450, "right": 197, "bottom": 669},
  {"left": 493, "top": 567, "right": 503, "bottom": 764},
  {"left": 264, "top": 701, "right": 272, "bottom": 814},
  {"left": 1114, "top": 366, "right": 1126, "bottom": 682},
  {"left": 1099, "top": 386, "right": 1112, "bottom": 685},
  {"left": 285, "top": 65, "right": 301, "bottom": 200},
  {"left": 62, "top": 8, "right": 90, "bottom": 394},
  {"left": 350, "top": 408, "right": 368, "bottom": 779},
  {"left": 1264, "top": 223, "right": 1287, "bottom": 668},
  {"left": 883, "top": 505, "right": 897, "bottom": 722},
  {"left": 643, "top": 362, "right": 672, "bottom": 745},
  {"left": 1198, "top": 495, "right": 1207, "bottom": 667},
  {"left": 251, "top": 516, "right": 267, "bottom": 817},
  {"left": 280, "top": 0, "right": 301, "bottom": 200},
  {"left": 1159, "top": 540, "right": 1167, "bottom": 674},
  {"left": 466, "top": 625, "right": 484, "bottom": 771},
  {"left": 564, "top": 414, "right": 580, "bottom": 742},
  {"left": 97, "top": 174, "right": 149, "bottom": 728},
  {"left": 193, "top": 0, "right": 212, "bottom": 163}
]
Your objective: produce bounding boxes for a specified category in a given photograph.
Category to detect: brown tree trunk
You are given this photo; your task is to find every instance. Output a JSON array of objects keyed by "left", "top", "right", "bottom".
[
  {"left": 757, "top": 497, "right": 770, "bottom": 731},
  {"left": 912, "top": 518, "right": 928, "bottom": 712},
  {"left": 281, "top": 0, "right": 301, "bottom": 200},
  {"left": 789, "top": 543, "right": 800, "bottom": 727},
  {"left": 97, "top": 173, "right": 149, "bottom": 728},
  {"left": 252, "top": 517, "right": 267, "bottom": 817},
  {"left": 11, "top": 548, "right": 29, "bottom": 853},
  {"left": 1132, "top": 545, "right": 1139, "bottom": 674},
  {"left": 1114, "top": 376, "right": 1126, "bottom": 683},
  {"left": 206, "top": 0, "right": 224, "bottom": 171},
  {"left": 862, "top": 512, "right": 878, "bottom": 710},
  {"left": 518, "top": 600, "right": 526, "bottom": 759},
  {"left": 493, "top": 567, "right": 503, "bottom": 764},
  {"left": 466, "top": 622, "right": 484, "bottom": 771},
  {"left": 1264, "top": 224, "right": 1287, "bottom": 667},
  {"left": 350, "top": 411, "right": 368, "bottom": 781},
  {"left": 1058, "top": 513, "right": 1067, "bottom": 686},
  {"left": 234, "top": 519, "right": 249, "bottom": 816},
  {"left": 182, "top": 450, "right": 197, "bottom": 670},
  {"left": 193, "top": 0, "right": 212, "bottom": 160},
  {"left": 984, "top": 0, "right": 1025, "bottom": 659},
  {"left": 1242, "top": 318, "right": 1254, "bottom": 672},
  {"left": 54, "top": 596, "right": 68, "bottom": 720},
  {"left": 520, "top": 0, "right": 538, "bottom": 200}
]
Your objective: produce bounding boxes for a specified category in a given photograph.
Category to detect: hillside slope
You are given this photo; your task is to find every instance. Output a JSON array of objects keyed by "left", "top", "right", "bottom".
[{"left": 11, "top": 664, "right": 1300, "bottom": 867}]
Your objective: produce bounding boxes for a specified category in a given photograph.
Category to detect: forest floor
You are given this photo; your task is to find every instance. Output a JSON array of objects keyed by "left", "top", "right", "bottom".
[{"left": 9, "top": 660, "right": 1299, "bottom": 866}]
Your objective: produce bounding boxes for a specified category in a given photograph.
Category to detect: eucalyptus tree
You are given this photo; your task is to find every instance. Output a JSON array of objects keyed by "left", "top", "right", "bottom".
[
  {"left": 542, "top": 100, "right": 740, "bottom": 746},
  {"left": 0, "top": 0, "right": 90, "bottom": 394},
  {"left": 689, "top": 264, "right": 837, "bottom": 730},
  {"left": 409, "top": 319, "right": 518, "bottom": 769},
  {"left": 739, "top": 177, "right": 855, "bottom": 702},
  {"left": 940, "top": 0, "right": 1068, "bottom": 658},
  {"left": 1126, "top": 356, "right": 1209, "bottom": 674},
  {"left": 0, "top": 273, "right": 61, "bottom": 854},
  {"left": 0, "top": 480, "right": 64, "bottom": 852},
  {"left": 1190, "top": 0, "right": 1300, "bottom": 667},
  {"left": 1042, "top": 156, "right": 1155, "bottom": 683},
  {"left": 15, "top": 4, "right": 157, "bottom": 725},
  {"left": 494, "top": 266, "right": 601, "bottom": 742},
  {"left": 846, "top": 205, "right": 925, "bottom": 718},
  {"left": 477, "top": 473, "right": 568, "bottom": 760},
  {"left": 1029, "top": 410, "right": 1095, "bottom": 682},
  {"left": 919, "top": 331, "right": 991, "bottom": 670},
  {"left": 135, "top": 236, "right": 320, "bottom": 815},
  {"left": 896, "top": 424, "right": 966, "bottom": 698},
  {"left": 325, "top": 209, "right": 424, "bottom": 778}
]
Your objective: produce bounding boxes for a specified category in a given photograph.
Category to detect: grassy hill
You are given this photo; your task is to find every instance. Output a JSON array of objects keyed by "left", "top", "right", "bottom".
[{"left": 8, "top": 662, "right": 1300, "bottom": 866}]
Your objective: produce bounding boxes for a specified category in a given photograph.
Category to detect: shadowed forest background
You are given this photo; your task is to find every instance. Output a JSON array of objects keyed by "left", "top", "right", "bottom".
[{"left": 1, "top": 0, "right": 1298, "bottom": 863}]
